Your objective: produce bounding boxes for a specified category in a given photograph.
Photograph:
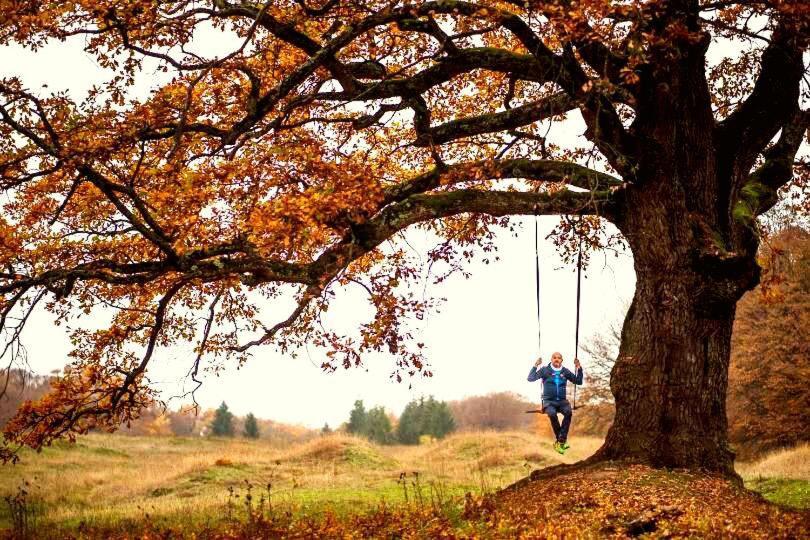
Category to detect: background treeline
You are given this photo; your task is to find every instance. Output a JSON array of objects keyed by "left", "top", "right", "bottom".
[
  {"left": 346, "top": 397, "right": 456, "bottom": 445},
  {"left": 0, "top": 370, "right": 52, "bottom": 428}
]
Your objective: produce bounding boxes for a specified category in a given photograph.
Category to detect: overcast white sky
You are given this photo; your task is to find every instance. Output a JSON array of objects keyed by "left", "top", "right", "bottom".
[{"left": 1, "top": 30, "right": 639, "bottom": 430}]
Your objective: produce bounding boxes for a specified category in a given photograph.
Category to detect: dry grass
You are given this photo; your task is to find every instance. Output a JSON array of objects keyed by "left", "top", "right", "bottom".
[
  {"left": 0, "top": 430, "right": 601, "bottom": 529},
  {"left": 736, "top": 443, "right": 810, "bottom": 481},
  {"left": 2, "top": 432, "right": 805, "bottom": 533}
]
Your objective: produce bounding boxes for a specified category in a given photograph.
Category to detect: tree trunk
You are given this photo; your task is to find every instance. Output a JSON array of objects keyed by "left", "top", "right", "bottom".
[
  {"left": 591, "top": 175, "right": 759, "bottom": 475},
  {"left": 582, "top": 23, "right": 770, "bottom": 473},
  {"left": 594, "top": 268, "right": 739, "bottom": 473}
]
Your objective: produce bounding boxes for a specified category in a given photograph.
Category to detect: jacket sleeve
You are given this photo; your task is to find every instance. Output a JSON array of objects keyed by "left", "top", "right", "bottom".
[
  {"left": 527, "top": 366, "right": 542, "bottom": 382},
  {"left": 564, "top": 367, "right": 584, "bottom": 385}
]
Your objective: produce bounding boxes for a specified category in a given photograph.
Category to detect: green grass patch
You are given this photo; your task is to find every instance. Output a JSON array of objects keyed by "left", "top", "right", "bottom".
[
  {"left": 343, "top": 445, "right": 397, "bottom": 469},
  {"left": 183, "top": 463, "right": 254, "bottom": 485},
  {"left": 262, "top": 481, "right": 476, "bottom": 518},
  {"left": 746, "top": 478, "right": 810, "bottom": 509}
]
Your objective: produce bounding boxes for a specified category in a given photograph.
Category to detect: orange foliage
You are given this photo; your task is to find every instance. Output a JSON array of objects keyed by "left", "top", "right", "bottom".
[
  {"left": 448, "top": 392, "right": 534, "bottom": 431},
  {"left": 728, "top": 227, "right": 810, "bottom": 458},
  {"left": 0, "top": 0, "right": 806, "bottom": 456}
]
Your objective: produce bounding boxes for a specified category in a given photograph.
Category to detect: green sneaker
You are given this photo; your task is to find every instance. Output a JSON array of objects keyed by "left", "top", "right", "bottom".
[
  {"left": 554, "top": 441, "right": 565, "bottom": 455},
  {"left": 561, "top": 442, "right": 570, "bottom": 450}
]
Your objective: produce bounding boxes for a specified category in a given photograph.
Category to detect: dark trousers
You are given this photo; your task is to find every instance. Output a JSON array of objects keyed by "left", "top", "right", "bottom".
[{"left": 543, "top": 399, "right": 573, "bottom": 442}]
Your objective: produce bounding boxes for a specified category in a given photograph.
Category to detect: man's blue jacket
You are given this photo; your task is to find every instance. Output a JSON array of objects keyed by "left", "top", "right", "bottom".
[{"left": 527, "top": 364, "right": 583, "bottom": 401}]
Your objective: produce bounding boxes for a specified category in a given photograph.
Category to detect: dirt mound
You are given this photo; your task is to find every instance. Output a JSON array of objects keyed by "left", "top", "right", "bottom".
[
  {"left": 427, "top": 431, "right": 539, "bottom": 459},
  {"left": 489, "top": 462, "right": 810, "bottom": 538},
  {"left": 280, "top": 435, "right": 396, "bottom": 469},
  {"left": 423, "top": 431, "right": 579, "bottom": 469}
]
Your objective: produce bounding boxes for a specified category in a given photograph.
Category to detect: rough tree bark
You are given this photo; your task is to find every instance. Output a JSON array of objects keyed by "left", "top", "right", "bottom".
[{"left": 590, "top": 17, "right": 805, "bottom": 473}]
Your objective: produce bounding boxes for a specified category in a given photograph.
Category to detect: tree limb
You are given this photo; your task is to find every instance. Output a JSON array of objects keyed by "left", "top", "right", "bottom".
[
  {"left": 739, "top": 109, "right": 810, "bottom": 217},
  {"left": 413, "top": 93, "right": 577, "bottom": 147},
  {"left": 716, "top": 21, "right": 806, "bottom": 170}
]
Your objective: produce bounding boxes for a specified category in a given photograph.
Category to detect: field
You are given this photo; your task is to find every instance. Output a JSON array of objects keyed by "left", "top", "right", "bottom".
[
  {"left": 0, "top": 431, "right": 601, "bottom": 530},
  {"left": 0, "top": 433, "right": 808, "bottom": 537}
]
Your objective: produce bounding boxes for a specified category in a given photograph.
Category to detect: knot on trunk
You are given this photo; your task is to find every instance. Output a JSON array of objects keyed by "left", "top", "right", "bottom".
[{"left": 689, "top": 248, "right": 760, "bottom": 315}]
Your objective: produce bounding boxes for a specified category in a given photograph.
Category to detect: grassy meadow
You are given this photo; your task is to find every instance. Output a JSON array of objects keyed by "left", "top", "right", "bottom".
[
  {"left": 0, "top": 431, "right": 601, "bottom": 531},
  {"left": 0, "top": 432, "right": 807, "bottom": 536}
]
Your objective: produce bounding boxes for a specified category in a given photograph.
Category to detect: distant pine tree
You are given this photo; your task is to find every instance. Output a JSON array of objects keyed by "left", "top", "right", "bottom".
[
  {"left": 396, "top": 398, "right": 424, "bottom": 444},
  {"left": 347, "top": 400, "right": 368, "bottom": 435},
  {"left": 210, "top": 401, "right": 235, "bottom": 437},
  {"left": 365, "top": 406, "right": 393, "bottom": 445},
  {"left": 321, "top": 422, "right": 332, "bottom": 435},
  {"left": 427, "top": 399, "right": 456, "bottom": 439},
  {"left": 243, "top": 412, "right": 260, "bottom": 439},
  {"left": 396, "top": 396, "right": 456, "bottom": 444}
]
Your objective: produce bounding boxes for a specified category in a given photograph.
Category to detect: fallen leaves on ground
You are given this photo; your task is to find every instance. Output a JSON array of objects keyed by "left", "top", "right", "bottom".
[{"left": 489, "top": 463, "right": 809, "bottom": 539}]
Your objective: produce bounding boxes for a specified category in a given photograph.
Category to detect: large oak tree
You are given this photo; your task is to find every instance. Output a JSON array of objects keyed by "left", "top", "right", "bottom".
[{"left": 0, "top": 0, "right": 807, "bottom": 472}]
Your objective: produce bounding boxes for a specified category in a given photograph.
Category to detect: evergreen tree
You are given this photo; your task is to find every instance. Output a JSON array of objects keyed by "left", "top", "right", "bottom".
[
  {"left": 321, "top": 422, "right": 332, "bottom": 435},
  {"left": 396, "top": 396, "right": 456, "bottom": 444},
  {"left": 210, "top": 401, "right": 234, "bottom": 437},
  {"left": 243, "top": 412, "right": 260, "bottom": 439},
  {"left": 347, "top": 400, "right": 368, "bottom": 436},
  {"left": 424, "top": 398, "right": 456, "bottom": 439},
  {"left": 396, "top": 398, "right": 424, "bottom": 444},
  {"left": 365, "top": 406, "right": 393, "bottom": 445}
]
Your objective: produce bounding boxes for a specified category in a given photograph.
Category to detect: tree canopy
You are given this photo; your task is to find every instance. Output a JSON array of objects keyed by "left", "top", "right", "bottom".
[{"left": 0, "top": 0, "right": 807, "bottom": 462}]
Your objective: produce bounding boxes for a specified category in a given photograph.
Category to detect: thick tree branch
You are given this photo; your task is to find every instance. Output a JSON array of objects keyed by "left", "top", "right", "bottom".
[
  {"left": 383, "top": 159, "right": 621, "bottom": 205},
  {"left": 413, "top": 93, "right": 577, "bottom": 146},
  {"left": 311, "top": 188, "right": 616, "bottom": 279},
  {"left": 716, "top": 22, "right": 806, "bottom": 169},
  {"left": 235, "top": 187, "right": 616, "bottom": 352},
  {"left": 736, "top": 109, "right": 809, "bottom": 219}
]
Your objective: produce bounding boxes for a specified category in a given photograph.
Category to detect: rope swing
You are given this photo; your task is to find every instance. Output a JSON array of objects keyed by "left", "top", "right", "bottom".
[
  {"left": 527, "top": 215, "right": 585, "bottom": 413},
  {"left": 573, "top": 235, "right": 583, "bottom": 410},
  {"left": 534, "top": 214, "right": 542, "bottom": 355}
]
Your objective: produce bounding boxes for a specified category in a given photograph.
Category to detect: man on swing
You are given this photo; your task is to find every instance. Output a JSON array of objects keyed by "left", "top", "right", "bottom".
[{"left": 528, "top": 352, "right": 583, "bottom": 454}]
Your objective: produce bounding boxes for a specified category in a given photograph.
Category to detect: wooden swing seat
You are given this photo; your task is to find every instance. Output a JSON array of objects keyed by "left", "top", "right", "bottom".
[{"left": 525, "top": 404, "right": 586, "bottom": 414}]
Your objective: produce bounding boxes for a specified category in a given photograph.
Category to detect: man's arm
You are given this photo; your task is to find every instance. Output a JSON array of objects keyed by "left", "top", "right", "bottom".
[
  {"left": 528, "top": 357, "right": 545, "bottom": 382},
  {"left": 563, "top": 363, "right": 584, "bottom": 385}
]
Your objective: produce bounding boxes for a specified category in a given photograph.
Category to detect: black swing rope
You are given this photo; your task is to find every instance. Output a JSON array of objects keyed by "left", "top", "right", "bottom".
[
  {"left": 573, "top": 236, "right": 583, "bottom": 410},
  {"left": 534, "top": 214, "right": 542, "bottom": 355},
  {"left": 528, "top": 215, "right": 584, "bottom": 413}
]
